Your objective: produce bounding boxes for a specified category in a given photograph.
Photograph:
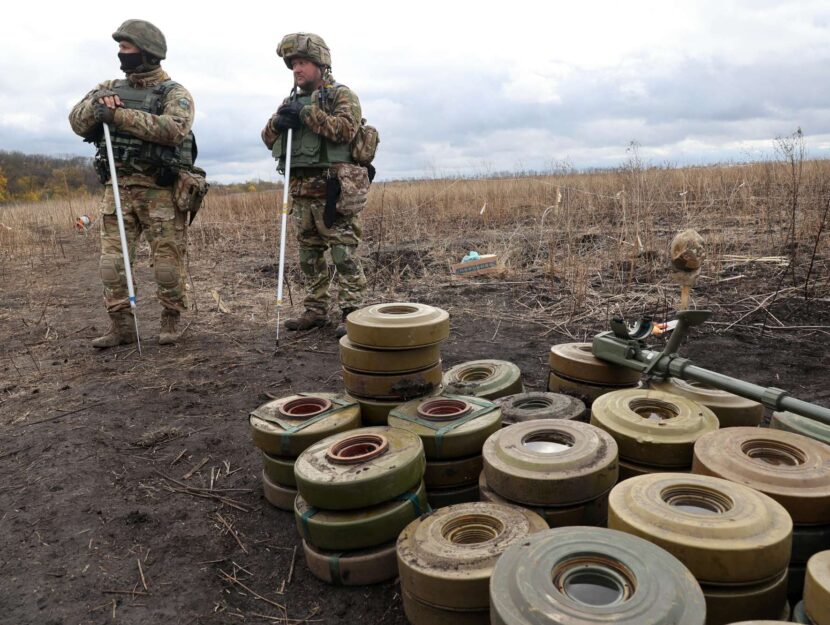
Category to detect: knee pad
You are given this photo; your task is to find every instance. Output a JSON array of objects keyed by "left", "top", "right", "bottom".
[
  {"left": 331, "top": 245, "right": 359, "bottom": 272},
  {"left": 154, "top": 258, "right": 179, "bottom": 289},
  {"left": 299, "top": 249, "right": 326, "bottom": 276},
  {"left": 99, "top": 255, "right": 123, "bottom": 287}
]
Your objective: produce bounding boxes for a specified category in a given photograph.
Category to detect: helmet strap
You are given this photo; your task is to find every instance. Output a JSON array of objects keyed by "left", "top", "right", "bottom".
[{"left": 138, "top": 51, "right": 161, "bottom": 72}]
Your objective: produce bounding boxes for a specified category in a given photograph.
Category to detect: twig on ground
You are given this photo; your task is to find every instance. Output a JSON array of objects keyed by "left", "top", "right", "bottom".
[
  {"left": 183, "top": 455, "right": 210, "bottom": 480},
  {"left": 231, "top": 561, "right": 253, "bottom": 576},
  {"left": 215, "top": 513, "right": 248, "bottom": 554},
  {"left": 137, "top": 558, "right": 148, "bottom": 591},
  {"left": 218, "top": 570, "right": 285, "bottom": 610},
  {"left": 17, "top": 402, "right": 104, "bottom": 428},
  {"left": 145, "top": 425, "right": 212, "bottom": 449},
  {"left": 154, "top": 471, "right": 253, "bottom": 512},
  {"left": 170, "top": 449, "right": 188, "bottom": 467},
  {"left": 287, "top": 545, "right": 297, "bottom": 585},
  {"left": 102, "top": 589, "right": 148, "bottom": 597}
]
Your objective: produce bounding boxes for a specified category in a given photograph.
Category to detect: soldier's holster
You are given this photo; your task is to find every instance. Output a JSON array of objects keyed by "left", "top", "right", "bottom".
[{"left": 324, "top": 175, "right": 341, "bottom": 228}]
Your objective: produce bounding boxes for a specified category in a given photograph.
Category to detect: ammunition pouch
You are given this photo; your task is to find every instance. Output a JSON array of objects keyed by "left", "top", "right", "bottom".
[
  {"left": 173, "top": 166, "right": 209, "bottom": 223},
  {"left": 350, "top": 120, "right": 379, "bottom": 166}
]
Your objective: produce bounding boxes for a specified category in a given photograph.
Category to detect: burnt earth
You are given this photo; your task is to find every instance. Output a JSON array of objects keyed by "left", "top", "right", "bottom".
[{"left": 1, "top": 235, "right": 828, "bottom": 624}]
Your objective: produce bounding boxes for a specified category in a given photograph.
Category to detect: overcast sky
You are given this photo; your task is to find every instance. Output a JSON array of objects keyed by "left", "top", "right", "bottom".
[{"left": 2, "top": 1, "right": 830, "bottom": 183}]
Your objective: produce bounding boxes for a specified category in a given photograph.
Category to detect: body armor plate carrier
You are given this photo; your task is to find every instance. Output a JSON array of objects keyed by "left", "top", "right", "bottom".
[
  {"left": 272, "top": 89, "right": 353, "bottom": 175},
  {"left": 91, "top": 79, "right": 197, "bottom": 186}
]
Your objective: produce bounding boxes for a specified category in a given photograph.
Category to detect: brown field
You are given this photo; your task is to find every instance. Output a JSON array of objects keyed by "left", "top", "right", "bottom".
[{"left": 1, "top": 157, "right": 828, "bottom": 624}]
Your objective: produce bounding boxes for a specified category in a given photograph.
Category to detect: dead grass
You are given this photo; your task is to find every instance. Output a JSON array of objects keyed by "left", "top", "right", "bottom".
[{"left": 2, "top": 159, "right": 828, "bottom": 327}]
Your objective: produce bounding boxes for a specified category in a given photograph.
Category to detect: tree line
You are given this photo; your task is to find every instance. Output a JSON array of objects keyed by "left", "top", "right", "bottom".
[
  {"left": 0, "top": 151, "right": 99, "bottom": 203},
  {"left": 0, "top": 150, "right": 278, "bottom": 204}
]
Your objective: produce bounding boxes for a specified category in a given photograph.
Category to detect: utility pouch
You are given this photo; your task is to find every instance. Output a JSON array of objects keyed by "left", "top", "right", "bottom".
[
  {"left": 174, "top": 167, "right": 210, "bottom": 224},
  {"left": 324, "top": 175, "right": 341, "bottom": 228},
  {"left": 350, "top": 120, "right": 379, "bottom": 166},
  {"left": 333, "top": 162, "right": 369, "bottom": 218}
]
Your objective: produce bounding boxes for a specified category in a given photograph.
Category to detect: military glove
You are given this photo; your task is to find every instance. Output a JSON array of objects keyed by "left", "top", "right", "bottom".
[
  {"left": 92, "top": 102, "right": 116, "bottom": 124},
  {"left": 275, "top": 114, "right": 301, "bottom": 131},
  {"left": 279, "top": 99, "right": 305, "bottom": 117},
  {"left": 277, "top": 100, "right": 305, "bottom": 124}
]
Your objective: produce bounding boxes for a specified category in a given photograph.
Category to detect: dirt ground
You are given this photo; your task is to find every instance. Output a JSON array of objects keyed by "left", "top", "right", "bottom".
[{"left": 1, "top": 232, "right": 828, "bottom": 625}]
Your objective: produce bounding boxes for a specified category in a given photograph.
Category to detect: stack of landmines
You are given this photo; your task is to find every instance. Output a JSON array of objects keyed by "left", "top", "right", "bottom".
[
  {"left": 397, "top": 501, "right": 548, "bottom": 624},
  {"left": 691, "top": 427, "right": 830, "bottom": 612},
  {"left": 442, "top": 359, "right": 524, "bottom": 400},
  {"left": 649, "top": 376, "right": 764, "bottom": 428},
  {"left": 590, "top": 388, "right": 719, "bottom": 481},
  {"left": 490, "top": 526, "right": 707, "bottom": 625},
  {"left": 609, "top": 472, "right": 794, "bottom": 624},
  {"left": 547, "top": 342, "right": 641, "bottom": 404},
  {"left": 292, "top": 426, "right": 428, "bottom": 585},
  {"left": 388, "top": 394, "right": 502, "bottom": 509},
  {"left": 340, "top": 303, "right": 450, "bottom": 424},
  {"left": 248, "top": 393, "right": 361, "bottom": 510},
  {"left": 479, "top": 419, "right": 618, "bottom": 528}
]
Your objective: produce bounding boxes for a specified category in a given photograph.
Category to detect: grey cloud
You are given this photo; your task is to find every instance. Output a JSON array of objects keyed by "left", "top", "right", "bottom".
[{"left": 3, "top": 50, "right": 830, "bottom": 182}]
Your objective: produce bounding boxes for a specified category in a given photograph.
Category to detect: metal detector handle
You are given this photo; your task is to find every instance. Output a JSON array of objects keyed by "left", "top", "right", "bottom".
[
  {"left": 641, "top": 309, "right": 710, "bottom": 375},
  {"left": 274, "top": 127, "right": 292, "bottom": 348},
  {"left": 664, "top": 310, "right": 711, "bottom": 356},
  {"left": 102, "top": 124, "right": 142, "bottom": 355}
]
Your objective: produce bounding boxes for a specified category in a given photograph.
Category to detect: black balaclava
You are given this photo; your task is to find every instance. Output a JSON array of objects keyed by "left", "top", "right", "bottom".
[
  {"left": 118, "top": 51, "right": 143, "bottom": 72},
  {"left": 118, "top": 47, "right": 161, "bottom": 74}
]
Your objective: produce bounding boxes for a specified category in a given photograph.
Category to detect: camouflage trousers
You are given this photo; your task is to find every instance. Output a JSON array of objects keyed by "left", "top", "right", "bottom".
[
  {"left": 98, "top": 184, "right": 188, "bottom": 313},
  {"left": 292, "top": 195, "right": 367, "bottom": 315}
]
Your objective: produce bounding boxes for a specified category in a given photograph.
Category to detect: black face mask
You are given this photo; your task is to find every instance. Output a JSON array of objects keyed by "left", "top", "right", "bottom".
[{"left": 118, "top": 52, "right": 143, "bottom": 72}]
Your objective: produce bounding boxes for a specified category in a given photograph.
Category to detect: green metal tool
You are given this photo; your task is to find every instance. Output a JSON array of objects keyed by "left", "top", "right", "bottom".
[{"left": 592, "top": 310, "right": 830, "bottom": 425}]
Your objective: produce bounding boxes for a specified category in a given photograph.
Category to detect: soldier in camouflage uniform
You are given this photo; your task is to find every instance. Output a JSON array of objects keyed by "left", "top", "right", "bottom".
[
  {"left": 262, "top": 33, "right": 369, "bottom": 337},
  {"left": 69, "top": 19, "right": 195, "bottom": 347}
]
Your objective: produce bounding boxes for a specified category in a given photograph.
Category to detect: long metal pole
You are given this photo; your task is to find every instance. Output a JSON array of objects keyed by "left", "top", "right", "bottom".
[
  {"left": 103, "top": 124, "right": 142, "bottom": 355},
  {"left": 275, "top": 127, "right": 293, "bottom": 349},
  {"left": 680, "top": 364, "right": 830, "bottom": 425},
  {"left": 593, "top": 334, "right": 830, "bottom": 424}
]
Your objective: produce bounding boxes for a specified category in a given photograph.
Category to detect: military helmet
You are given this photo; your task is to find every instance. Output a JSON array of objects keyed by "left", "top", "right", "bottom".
[
  {"left": 112, "top": 19, "right": 167, "bottom": 60},
  {"left": 277, "top": 33, "right": 331, "bottom": 69}
]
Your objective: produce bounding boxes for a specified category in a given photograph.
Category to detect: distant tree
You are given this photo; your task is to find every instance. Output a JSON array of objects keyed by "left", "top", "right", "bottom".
[
  {"left": 0, "top": 151, "right": 98, "bottom": 203},
  {"left": 0, "top": 167, "right": 8, "bottom": 202}
]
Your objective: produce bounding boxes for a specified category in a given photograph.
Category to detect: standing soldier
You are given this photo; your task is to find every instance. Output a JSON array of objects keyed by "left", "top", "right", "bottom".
[
  {"left": 69, "top": 19, "right": 202, "bottom": 348},
  {"left": 262, "top": 33, "right": 370, "bottom": 338}
]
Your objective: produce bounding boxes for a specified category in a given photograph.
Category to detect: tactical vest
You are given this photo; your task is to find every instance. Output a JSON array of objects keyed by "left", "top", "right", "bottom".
[
  {"left": 272, "top": 90, "right": 354, "bottom": 174},
  {"left": 93, "top": 79, "right": 196, "bottom": 184}
]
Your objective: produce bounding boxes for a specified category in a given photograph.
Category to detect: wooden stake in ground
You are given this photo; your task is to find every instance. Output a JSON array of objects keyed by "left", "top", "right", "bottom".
[{"left": 670, "top": 229, "right": 706, "bottom": 311}]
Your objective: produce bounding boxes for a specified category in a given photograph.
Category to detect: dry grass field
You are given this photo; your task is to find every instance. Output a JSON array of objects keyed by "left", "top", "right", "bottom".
[
  {"left": 1, "top": 156, "right": 828, "bottom": 624},
  {"left": 4, "top": 153, "right": 829, "bottom": 333}
]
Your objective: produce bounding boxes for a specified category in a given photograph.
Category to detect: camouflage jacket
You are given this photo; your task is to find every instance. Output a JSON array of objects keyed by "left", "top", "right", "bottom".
[
  {"left": 69, "top": 67, "right": 195, "bottom": 188},
  {"left": 261, "top": 77, "right": 361, "bottom": 197}
]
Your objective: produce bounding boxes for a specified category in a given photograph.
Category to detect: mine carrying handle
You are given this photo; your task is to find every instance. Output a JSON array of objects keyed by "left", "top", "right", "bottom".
[{"left": 592, "top": 310, "right": 830, "bottom": 426}]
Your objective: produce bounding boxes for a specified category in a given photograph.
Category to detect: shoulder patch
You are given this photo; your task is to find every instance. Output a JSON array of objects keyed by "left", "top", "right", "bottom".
[{"left": 178, "top": 98, "right": 190, "bottom": 110}]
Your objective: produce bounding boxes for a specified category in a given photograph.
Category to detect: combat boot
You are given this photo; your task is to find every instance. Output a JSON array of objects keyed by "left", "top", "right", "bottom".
[
  {"left": 334, "top": 308, "right": 356, "bottom": 339},
  {"left": 159, "top": 309, "right": 181, "bottom": 346},
  {"left": 92, "top": 311, "right": 137, "bottom": 348},
  {"left": 284, "top": 309, "right": 329, "bottom": 331}
]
